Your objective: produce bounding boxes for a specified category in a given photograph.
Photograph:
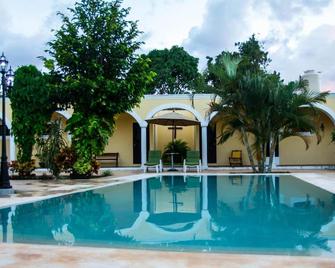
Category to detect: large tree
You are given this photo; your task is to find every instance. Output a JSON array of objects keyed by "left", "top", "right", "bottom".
[
  {"left": 44, "top": 0, "right": 154, "bottom": 174},
  {"left": 9, "top": 65, "right": 57, "bottom": 164},
  {"left": 145, "top": 46, "right": 199, "bottom": 94}
]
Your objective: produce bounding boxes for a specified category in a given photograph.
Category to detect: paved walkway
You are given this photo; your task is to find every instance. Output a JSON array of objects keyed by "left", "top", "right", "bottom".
[{"left": 1, "top": 243, "right": 334, "bottom": 268}]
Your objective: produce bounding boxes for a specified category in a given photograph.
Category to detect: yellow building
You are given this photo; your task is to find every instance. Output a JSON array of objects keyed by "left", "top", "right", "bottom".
[
  {"left": 103, "top": 92, "right": 335, "bottom": 169},
  {"left": 2, "top": 71, "right": 335, "bottom": 170}
]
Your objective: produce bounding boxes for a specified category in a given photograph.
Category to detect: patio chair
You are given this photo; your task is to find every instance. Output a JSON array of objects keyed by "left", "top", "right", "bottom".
[
  {"left": 144, "top": 150, "right": 163, "bottom": 173},
  {"left": 183, "top": 150, "right": 202, "bottom": 173},
  {"left": 229, "top": 150, "right": 242, "bottom": 166}
]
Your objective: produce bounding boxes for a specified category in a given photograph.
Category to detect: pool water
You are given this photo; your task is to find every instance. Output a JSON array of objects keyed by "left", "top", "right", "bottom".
[{"left": 1, "top": 175, "right": 335, "bottom": 256}]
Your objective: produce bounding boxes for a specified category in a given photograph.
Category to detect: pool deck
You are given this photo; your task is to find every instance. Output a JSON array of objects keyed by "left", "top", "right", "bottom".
[{"left": 0, "top": 170, "right": 335, "bottom": 267}]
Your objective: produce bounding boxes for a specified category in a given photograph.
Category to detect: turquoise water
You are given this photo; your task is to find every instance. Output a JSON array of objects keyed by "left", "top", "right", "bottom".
[{"left": 1, "top": 175, "right": 335, "bottom": 256}]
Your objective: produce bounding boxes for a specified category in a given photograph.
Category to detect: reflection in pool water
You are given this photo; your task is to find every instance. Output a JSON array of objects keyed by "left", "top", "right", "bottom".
[{"left": 0, "top": 175, "right": 335, "bottom": 256}]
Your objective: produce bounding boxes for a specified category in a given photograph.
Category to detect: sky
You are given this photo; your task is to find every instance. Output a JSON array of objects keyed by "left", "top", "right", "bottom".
[{"left": 0, "top": 0, "right": 334, "bottom": 91}]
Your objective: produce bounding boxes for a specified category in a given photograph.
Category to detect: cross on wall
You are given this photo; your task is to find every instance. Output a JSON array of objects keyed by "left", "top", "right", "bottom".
[{"left": 168, "top": 126, "right": 183, "bottom": 139}]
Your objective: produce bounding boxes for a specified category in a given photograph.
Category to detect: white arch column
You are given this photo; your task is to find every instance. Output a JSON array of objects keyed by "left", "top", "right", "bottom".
[
  {"left": 202, "top": 175, "right": 208, "bottom": 210},
  {"left": 141, "top": 179, "right": 148, "bottom": 211},
  {"left": 141, "top": 126, "right": 147, "bottom": 168},
  {"left": 201, "top": 125, "right": 208, "bottom": 170}
]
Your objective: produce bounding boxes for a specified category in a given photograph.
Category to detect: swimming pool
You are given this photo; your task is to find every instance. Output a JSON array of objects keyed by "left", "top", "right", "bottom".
[{"left": 1, "top": 175, "right": 334, "bottom": 256}]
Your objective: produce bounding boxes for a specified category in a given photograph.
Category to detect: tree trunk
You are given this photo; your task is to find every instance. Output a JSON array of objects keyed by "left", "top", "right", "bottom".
[
  {"left": 240, "top": 127, "right": 257, "bottom": 172},
  {"left": 243, "top": 175, "right": 255, "bottom": 209},
  {"left": 258, "top": 143, "right": 266, "bottom": 173},
  {"left": 267, "top": 134, "right": 278, "bottom": 173}
]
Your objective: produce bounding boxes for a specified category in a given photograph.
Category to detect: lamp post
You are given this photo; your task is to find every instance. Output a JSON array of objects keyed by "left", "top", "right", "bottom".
[{"left": 0, "top": 52, "right": 14, "bottom": 195}]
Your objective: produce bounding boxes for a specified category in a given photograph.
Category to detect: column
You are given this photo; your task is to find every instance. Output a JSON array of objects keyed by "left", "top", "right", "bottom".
[
  {"left": 141, "top": 179, "right": 147, "bottom": 211},
  {"left": 202, "top": 175, "right": 208, "bottom": 210},
  {"left": 201, "top": 126, "right": 208, "bottom": 169},
  {"left": 141, "top": 126, "right": 147, "bottom": 168}
]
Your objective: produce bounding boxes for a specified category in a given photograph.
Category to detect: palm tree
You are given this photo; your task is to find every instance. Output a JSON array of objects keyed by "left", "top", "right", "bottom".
[
  {"left": 266, "top": 79, "right": 328, "bottom": 172},
  {"left": 208, "top": 53, "right": 258, "bottom": 172},
  {"left": 208, "top": 54, "right": 328, "bottom": 173}
]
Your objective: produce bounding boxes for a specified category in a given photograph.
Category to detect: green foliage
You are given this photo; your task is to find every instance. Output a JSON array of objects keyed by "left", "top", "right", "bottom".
[
  {"left": 235, "top": 34, "right": 271, "bottom": 74},
  {"left": 44, "top": 0, "right": 154, "bottom": 174},
  {"left": 203, "top": 35, "right": 271, "bottom": 94},
  {"left": 36, "top": 120, "right": 67, "bottom": 177},
  {"left": 8, "top": 65, "right": 57, "bottom": 165},
  {"left": 66, "top": 113, "right": 112, "bottom": 172},
  {"left": 163, "top": 139, "right": 189, "bottom": 163},
  {"left": 207, "top": 35, "right": 328, "bottom": 173},
  {"left": 145, "top": 46, "right": 200, "bottom": 94}
]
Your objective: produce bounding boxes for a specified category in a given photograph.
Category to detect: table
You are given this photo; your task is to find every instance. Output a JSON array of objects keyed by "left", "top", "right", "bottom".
[{"left": 166, "top": 152, "right": 179, "bottom": 171}]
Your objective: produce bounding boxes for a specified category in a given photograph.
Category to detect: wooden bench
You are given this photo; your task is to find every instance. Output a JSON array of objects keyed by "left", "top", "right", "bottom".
[{"left": 96, "top": 153, "right": 119, "bottom": 167}]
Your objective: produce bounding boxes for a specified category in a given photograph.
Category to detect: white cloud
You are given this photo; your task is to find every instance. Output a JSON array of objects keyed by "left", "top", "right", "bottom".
[
  {"left": 183, "top": 0, "right": 335, "bottom": 90},
  {"left": 124, "top": 0, "right": 207, "bottom": 51},
  {"left": 184, "top": 0, "right": 252, "bottom": 65},
  {"left": 270, "top": 24, "right": 335, "bottom": 91},
  {"left": 0, "top": 0, "right": 334, "bottom": 91}
]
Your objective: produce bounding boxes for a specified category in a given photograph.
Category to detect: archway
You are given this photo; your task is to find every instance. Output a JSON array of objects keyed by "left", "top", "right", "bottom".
[
  {"left": 279, "top": 106, "right": 335, "bottom": 166},
  {"left": 146, "top": 103, "right": 206, "bottom": 168},
  {"left": 103, "top": 111, "right": 147, "bottom": 167}
]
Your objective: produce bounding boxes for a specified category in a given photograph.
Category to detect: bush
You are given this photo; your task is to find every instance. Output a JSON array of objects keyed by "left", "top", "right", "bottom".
[
  {"left": 10, "top": 160, "right": 36, "bottom": 178},
  {"left": 54, "top": 146, "right": 100, "bottom": 179},
  {"left": 163, "top": 139, "right": 189, "bottom": 164},
  {"left": 36, "top": 120, "right": 67, "bottom": 177},
  {"left": 54, "top": 146, "right": 77, "bottom": 174}
]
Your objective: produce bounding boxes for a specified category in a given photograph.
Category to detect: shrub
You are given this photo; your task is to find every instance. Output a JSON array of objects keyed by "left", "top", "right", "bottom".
[
  {"left": 10, "top": 160, "right": 36, "bottom": 178},
  {"left": 163, "top": 139, "right": 189, "bottom": 164},
  {"left": 36, "top": 120, "right": 67, "bottom": 177},
  {"left": 54, "top": 146, "right": 100, "bottom": 179}
]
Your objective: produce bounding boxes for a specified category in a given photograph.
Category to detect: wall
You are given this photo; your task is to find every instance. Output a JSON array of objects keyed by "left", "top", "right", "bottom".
[
  {"left": 212, "top": 108, "right": 335, "bottom": 166},
  {"left": 214, "top": 120, "right": 254, "bottom": 166},
  {"left": 3, "top": 93, "right": 335, "bottom": 167},
  {"left": 104, "top": 113, "right": 136, "bottom": 166},
  {"left": 280, "top": 113, "right": 335, "bottom": 165}
]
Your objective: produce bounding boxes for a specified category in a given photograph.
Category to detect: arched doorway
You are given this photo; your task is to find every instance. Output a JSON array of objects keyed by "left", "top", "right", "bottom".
[
  {"left": 104, "top": 111, "right": 147, "bottom": 167},
  {"left": 279, "top": 107, "right": 335, "bottom": 166},
  {"left": 146, "top": 103, "right": 205, "bottom": 168}
]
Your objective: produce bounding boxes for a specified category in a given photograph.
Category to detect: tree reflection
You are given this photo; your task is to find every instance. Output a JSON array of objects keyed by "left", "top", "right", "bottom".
[
  {"left": 211, "top": 176, "right": 332, "bottom": 253},
  {"left": 0, "top": 208, "right": 11, "bottom": 242},
  {"left": 11, "top": 191, "right": 130, "bottom": 246}
]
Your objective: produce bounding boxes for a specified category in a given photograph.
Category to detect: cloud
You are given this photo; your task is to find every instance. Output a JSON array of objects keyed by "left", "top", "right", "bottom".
[
  {"left": 269, "top": 24, "right": 335, "bottom": 91},
  {"left": 0, "top": 32, "right": 48, "bottom": 70},
  {"left": 184, "top": 0, "right": 251, "bottom": 64},
  {"left": 183, "top": 0, "right": 335, "bottom": 90},
  {"left": 262, "top": 0, "right": 332, "bottom": 21},
  {"left": 0, "top": 0, "right": 71, "bottom": 70}
]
